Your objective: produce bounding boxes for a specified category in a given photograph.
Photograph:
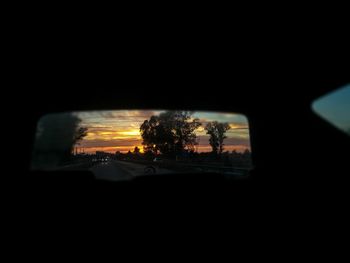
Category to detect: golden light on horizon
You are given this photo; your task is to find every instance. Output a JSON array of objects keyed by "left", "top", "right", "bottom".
[
  {"left": 118, "top": 130, "right": 140, "bottom": 136},
  {"left": 229, "top": 123, "right": 249, "bottom": 129},
  {"left": 136, "top": 146, "right": 144, "bottom": 153},
  {"left": 84, "top": 129, "right": 141, "bottom": 141},
  {"left": 100, "top": 132, "right": 114, "bottom": 135}
]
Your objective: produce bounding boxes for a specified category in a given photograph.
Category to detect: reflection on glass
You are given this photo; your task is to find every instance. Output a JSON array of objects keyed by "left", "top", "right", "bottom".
[
  {"left": 32, "top": 110, "right": 253, "bottom": 180},
  {"left": 312, "top": 84, "right": 350, "bottom": 135}
]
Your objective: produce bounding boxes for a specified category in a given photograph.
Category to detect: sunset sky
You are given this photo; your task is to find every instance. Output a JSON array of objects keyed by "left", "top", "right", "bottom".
[{"left": 74, "top": 110, "right": 251, "bottom": 154}]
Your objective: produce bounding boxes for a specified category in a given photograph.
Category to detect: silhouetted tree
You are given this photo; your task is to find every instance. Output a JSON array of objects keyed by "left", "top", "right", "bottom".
[
  {"left": 243, "top": 149, "right": 251, "bottom": 156},
  {"left": 74, "top": 127, "right": 88, "bottom": 145},
  {"left": 126, "top": 150, "right": 133, "bottom": 159},
  {"left": 115, "top": 151, "right": 122, "bottom": 160},
  {"left": 32, "top": 113, "right": 88, "bottom": 168},
  {"left": 231, "top": 150, "right": 239, "bottom": 157},
  {"left": 133, "top": 146, "right": 140, "bottom": 154},
  {"left": 140, "top": 111, "right": 201, "bottom": 156},
  {"left": 205, "top": 121, "right": 230, "bottom": 155},
  {"left": 143, "top": 149, "right": 156, "bottom": 160}
]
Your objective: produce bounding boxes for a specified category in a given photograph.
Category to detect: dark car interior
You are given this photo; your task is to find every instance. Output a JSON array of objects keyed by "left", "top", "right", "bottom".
[
  {"left": 4, "top": 8, "right": 350, "bottom": 257},
  {"left": 6, "top": 26, "right": 348, "bottom": 217},
  {"left": 4, "top": 10, "right": 350, "bottom": 261},
  {"left": 16, "top": 70, "right": 349, "bottom": 205}
]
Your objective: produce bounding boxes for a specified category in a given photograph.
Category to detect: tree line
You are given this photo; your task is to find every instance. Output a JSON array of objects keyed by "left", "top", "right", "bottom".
[{"left": 140, "top": 111, "right": 232, "bottom": 157}]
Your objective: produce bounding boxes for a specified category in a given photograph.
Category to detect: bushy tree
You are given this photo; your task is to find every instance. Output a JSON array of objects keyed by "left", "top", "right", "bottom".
[
  {"left": 140, "top": 111, "right": 201, "bottom": 156},
  {"left": 32, "top": 113, "right": 88, "bottom": 168},
  {"left": 205, "top": 121, "right": 230, "bottom": 155},
  {"left": 133, "top": 146, "right": 141, "bottom": 154}
]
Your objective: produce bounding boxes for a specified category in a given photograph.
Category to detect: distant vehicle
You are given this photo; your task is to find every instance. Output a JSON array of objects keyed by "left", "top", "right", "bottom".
[{"left": 92, "top": 157, "right": 109, "bottom": 163}]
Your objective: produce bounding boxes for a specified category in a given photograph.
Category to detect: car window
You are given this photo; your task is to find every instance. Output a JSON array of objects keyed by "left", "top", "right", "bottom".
[
  {"left": 312, "top": 84, "right": 350, "bottom": 135},
  {"left": 31, "top": 110, "right": 253, "bottom": 181}
]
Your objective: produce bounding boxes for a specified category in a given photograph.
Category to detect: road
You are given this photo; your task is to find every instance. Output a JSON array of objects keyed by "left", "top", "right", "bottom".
[{"left": 89, "top": 160, "right": 173, "bottom": 181}]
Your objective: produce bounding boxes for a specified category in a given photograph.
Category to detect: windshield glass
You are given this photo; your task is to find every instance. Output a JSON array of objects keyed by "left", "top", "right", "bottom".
[{"left": 31, "top": 110, "right": 252, "bottom": 181}]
